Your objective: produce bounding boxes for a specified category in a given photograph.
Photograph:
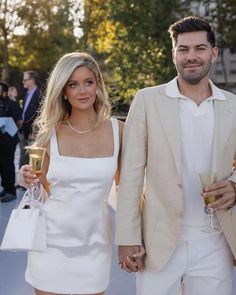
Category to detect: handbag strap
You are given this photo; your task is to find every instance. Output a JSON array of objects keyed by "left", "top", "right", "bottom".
[{"left": 17, "top": 184, "right": 46, "bottom": 212}]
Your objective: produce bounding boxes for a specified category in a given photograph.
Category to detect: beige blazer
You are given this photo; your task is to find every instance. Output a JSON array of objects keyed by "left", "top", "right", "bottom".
[{"left": 115, "top": 80, "right": 236, "bottom": 271}]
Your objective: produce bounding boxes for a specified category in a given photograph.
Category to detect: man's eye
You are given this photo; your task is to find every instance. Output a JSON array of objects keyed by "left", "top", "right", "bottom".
[{"left": 178, "top": 48, "right": 187, "bottom": 52}]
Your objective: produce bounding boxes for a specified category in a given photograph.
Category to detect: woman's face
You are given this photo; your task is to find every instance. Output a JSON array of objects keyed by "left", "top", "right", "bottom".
[
  {"left": 64, "top": 66, "right": 98, "bottom": 112},
  {"left": 8, "top": 88, "right": 18, "bottom": 98}
]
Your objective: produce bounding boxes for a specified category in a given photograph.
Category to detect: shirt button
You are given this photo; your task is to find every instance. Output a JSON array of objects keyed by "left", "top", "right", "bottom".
[{"left": 178, "top": 183, "right": 182, "bottom": 189}]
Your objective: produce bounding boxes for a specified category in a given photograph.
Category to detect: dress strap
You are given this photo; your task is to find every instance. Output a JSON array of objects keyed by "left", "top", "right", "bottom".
[
  {"left": 50, "top": 127, "right": 59, "bottom": 157},
  {"left": 111, "top": 118, "right": 119, "bottom": 158}
]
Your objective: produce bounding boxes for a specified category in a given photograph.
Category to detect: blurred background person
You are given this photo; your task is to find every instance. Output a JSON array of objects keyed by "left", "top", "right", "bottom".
[
  {"left": 0, "top": 81, "right": 22, "bottom": 203},
  {"left": 8, "top": 86, "right": 18, "bottom": 102},
  {"left": 19, "top": 70, "right": 41, "bottom": 167}
]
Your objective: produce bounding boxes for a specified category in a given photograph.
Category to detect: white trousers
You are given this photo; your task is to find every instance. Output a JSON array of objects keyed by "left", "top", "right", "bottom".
[{"left": 136, "top": 233, "right": 233, "bottom": 295}]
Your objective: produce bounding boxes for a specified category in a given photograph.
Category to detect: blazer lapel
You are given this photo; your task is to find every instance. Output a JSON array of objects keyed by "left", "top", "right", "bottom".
[
  {"left": 154, "top": 96, "right": 181, "bottom": 177},
  {"left": 212, "top": 99, "right": 234, "bottom": 173}
]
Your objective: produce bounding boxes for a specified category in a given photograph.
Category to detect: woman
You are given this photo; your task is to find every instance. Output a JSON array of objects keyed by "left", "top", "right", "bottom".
[
  {"left": 8, "top": 86, "right": 18, "bottom": 102},
  {"left": 18, "top": 52, "right": 123, "bottom": 295}
]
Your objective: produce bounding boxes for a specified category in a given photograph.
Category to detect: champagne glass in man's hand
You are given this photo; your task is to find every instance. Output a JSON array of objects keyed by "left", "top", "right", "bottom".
[{"left": 199, "top": 172, "right": 220, "bottom": 233}]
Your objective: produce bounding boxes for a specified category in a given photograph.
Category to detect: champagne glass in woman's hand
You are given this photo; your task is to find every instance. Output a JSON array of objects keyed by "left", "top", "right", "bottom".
[
  {"left": 199, "top": 172, "right": 220, "bottom": 233},
  {"left": 27, "top": 147, "right": 46, "bottom": 206}
]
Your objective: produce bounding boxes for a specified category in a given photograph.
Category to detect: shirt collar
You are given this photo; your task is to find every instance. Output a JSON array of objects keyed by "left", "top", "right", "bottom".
[
  {"left": 165, "top": 77, "right": 226, "bottom": 101},
  {"left": 27, "top": 87, "right": 37, "bottom": 96}
]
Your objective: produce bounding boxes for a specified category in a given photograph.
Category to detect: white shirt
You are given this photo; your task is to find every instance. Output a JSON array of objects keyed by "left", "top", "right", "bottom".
[{"left": 165, "top": 78, "right": 226, "bottom": 240}]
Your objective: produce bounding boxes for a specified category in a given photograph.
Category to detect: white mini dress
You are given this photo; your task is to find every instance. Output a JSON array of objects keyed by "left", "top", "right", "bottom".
[{"left": 25, "top": 118, "right": 119, "bottom": 294}]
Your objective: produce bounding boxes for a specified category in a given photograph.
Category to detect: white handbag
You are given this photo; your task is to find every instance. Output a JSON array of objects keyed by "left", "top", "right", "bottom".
[{"left": 0, "top": 186, "right": 47, "bottom": 252}]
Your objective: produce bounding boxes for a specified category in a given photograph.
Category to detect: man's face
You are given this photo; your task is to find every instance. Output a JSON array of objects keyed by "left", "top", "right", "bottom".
[
  {"left": 172, "top": 31, "right": 218, "bottom": 85},
  {"left": 23, "top": 73, "right": 33, "bottom": 89}
]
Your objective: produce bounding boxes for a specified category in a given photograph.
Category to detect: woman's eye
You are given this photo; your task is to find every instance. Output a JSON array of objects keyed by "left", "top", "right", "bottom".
[
  {"left": 85, "top": 80, "right": 93, "bottom": 87},
  {"left": 68, "top": 82, "right": 78, "bottom": 88}
]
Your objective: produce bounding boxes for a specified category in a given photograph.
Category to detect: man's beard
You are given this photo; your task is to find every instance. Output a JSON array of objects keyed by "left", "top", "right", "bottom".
[{"left": 177, "top": 61, "right": 211, "bottom": 85}]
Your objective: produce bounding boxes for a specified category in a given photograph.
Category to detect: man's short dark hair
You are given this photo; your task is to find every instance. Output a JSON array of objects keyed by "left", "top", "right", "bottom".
[
  {"left": 0, "top": 81, "right": 9, "bottom": 93},
  {"left": 24, "top": 70, "right": 39, "bottom": 85},
  {"left": 168, "top": 16, "right": 215, "bottom": 48}
]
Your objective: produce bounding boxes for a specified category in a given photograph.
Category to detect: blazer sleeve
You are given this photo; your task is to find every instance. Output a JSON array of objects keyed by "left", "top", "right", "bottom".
[{"left": 115, "top": 89, "right": 147, "bottom": 245}]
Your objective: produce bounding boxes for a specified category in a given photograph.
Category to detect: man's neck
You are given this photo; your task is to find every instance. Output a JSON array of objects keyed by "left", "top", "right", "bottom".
[
  {"left": 177, "top": 77, "right": 212, "bottom": 106},
  {"left": 27, "top": 85, "right": 37, "bottom": 91}
]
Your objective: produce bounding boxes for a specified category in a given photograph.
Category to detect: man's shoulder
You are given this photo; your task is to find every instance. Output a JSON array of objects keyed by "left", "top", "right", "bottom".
[
  {"left": 140, "top": 83, "right": 167, "bottom": 93},
  {"left": 220, "top": 88, "right": 236, "bottom": 100},
  {"left": 136, "top": 83, "right": 168, "bottom": 100},
  {"left": 217, "top": 88, "right": 236, "bottom": 110},
  {"left": 33, "top": 87, "right": 41, "bottom": 97}
]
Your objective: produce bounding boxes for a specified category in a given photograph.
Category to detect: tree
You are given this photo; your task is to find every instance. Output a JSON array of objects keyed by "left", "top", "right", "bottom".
[
  {"left": 0, "top": 0, "right": 22, "bottom": 81},
  {"left": 13, "top": 0, "right": 81, "bottom": 73},
  {"left": 82, "top": 0, "right": 185, "bottom": 102},
  {"left": 203, "top": 0, "right": 236, "bottom": 51},
  {"left": 198, "top": 0, "right": 236, "bottom": 85},
  {"left": 0, "top": 0, "right": 83, "bottom": 86}
]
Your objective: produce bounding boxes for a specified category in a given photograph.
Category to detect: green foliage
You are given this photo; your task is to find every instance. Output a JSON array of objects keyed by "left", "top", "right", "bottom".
[
  {"left": 0, "top": 0, "right": 81, "bottom": 83},
  {"left": 203, "top": 0, "right": 236, "bottom": 51},
  {"left": 13, "top": 0, "right": 80, "bottom": 72},
  {"left": 82, "top": 0, "right": 184, "bottom": 102},
  {"left": 2, "top": 0, "right": 235, "bottom": 103}
]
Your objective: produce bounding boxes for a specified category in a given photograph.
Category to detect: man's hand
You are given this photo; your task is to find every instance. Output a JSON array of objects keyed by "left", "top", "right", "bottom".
[
  {"left": 202, "top": 179, "right": 236, "bottom": 210},
  {"left": 118, "top": 245, "right": 146, "bottom": 273}
]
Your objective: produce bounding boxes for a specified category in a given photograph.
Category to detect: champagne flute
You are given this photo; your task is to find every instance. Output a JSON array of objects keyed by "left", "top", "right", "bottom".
[
  {"left": 28, "top": 147, "right": 46, "bottom": 176},
  {"left": 27, "top": 147, "right": 46, "bottom": 206},
  {"left": 199, "top": 172, "right": 220, "bottom": 233}
]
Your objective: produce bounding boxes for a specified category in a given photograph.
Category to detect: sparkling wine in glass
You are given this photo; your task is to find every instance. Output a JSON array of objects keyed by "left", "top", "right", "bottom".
[
  {"left": 28, "top": 147, "right": 46, "bottom": 176},
  {"left": 27, "top": 147, "right": 46, "bottom": 206},
  {"left": 199, "top": 172, "right": 220, "bottom": 233}
]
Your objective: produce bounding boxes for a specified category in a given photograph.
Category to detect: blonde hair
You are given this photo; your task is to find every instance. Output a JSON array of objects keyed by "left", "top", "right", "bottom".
[{"left": 31, "top": 52, "right": 111, "bottom": 147}]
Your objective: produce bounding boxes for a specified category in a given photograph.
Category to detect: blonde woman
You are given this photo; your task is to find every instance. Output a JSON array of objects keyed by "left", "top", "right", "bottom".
[
  {"left": 18, "top": 52, "right": 123, "bottom": 295},
  {"left": 8, "top": 86, "right": 18, "bottom": 102}
]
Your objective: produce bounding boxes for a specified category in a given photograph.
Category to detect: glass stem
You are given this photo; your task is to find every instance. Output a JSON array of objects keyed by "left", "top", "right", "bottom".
[{"left": 209, "top": 211, "right": 214, "bottom": 229}]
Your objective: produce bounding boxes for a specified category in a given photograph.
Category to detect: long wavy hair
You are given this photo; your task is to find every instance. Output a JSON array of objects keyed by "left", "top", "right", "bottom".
[{"left": 31, "top": 52, "right": 111, "bottom": 148}]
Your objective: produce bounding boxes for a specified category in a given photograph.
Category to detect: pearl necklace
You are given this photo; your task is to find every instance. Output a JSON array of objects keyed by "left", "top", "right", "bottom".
[{"left": 67, "top": 119, "right": 98, "bottom": 134}]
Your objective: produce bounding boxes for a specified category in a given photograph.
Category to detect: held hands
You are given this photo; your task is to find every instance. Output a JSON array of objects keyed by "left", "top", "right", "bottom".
[
  {"left": 202, "top": 179, "right": 236, "bottom": 210},
  {"left": 118, "top": 245, "right": 146, "bottom": 273},
  {"left": 17, "top": 165, "right": 38, "bottom": 188}
]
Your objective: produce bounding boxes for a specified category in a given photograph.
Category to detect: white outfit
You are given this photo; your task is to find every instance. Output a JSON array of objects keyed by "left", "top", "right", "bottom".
[
  {"left": 136, "top": 79, "right": 234, "bottom": 294},
  {"left": 178, "top": 81, "right": 225, "bottom": 240},
  {"left": 136, "top": 233, "right": 233, "bottom": 295},
  {"left": 25, "top": 118, "right": 119, "bottom": 294}
]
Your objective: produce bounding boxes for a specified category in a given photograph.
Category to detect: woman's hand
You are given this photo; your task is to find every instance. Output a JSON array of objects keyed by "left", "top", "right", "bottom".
[{"left": 17, "top": 165, "right": 37, "bottom": 188}]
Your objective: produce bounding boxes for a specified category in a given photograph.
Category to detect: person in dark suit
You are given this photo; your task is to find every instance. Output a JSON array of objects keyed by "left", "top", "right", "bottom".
[
  {"left": 0, "top": 81, "right": 22, "bottom": 202},
  {"left": 19, "top": 70, "right": 41, "bottom": 167}
]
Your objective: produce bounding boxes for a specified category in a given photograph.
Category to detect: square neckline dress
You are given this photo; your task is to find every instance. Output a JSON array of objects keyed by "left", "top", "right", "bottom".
[{"left": 25, "top": 118, "right": 119, "bottom": 294}]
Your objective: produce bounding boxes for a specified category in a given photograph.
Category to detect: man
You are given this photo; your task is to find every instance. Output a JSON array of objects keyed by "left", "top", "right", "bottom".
[
  {"left": 116, "top": 16, "right": 236, "bottom": 295},
  {"left": 0, "top": 82, "right": 22, "bottom": 202},
  {"left": 19, "top": 70, "right": 41, "bottom": 167}
]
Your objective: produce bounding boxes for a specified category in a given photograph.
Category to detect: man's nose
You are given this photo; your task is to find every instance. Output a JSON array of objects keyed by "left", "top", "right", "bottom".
[{"left": 186, "top": 49, "right": 197, "bottom": 62}]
